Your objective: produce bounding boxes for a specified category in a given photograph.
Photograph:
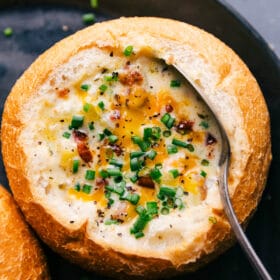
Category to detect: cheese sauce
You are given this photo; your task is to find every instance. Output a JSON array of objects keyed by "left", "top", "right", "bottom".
[{"left": 21, "top": 48, "right": 221, "bottom": 241}]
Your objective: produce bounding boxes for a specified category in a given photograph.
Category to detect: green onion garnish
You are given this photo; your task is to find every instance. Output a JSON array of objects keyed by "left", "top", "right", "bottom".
[
  {"left": 103, "top": 128, "right": 112, "bottom": 136},
  {"left": 161, "top": 207, "right": 170, "bottom": 215},
  {"left": 131, "top": 136, "right": 150, "bottom": 152},
  {"left": 159, "top": 186, "right": 176, "bottom": 198},
  {"left": 123, "top": 45, "right": 133, "bottom": 56},
  {"left": 107, "top": 168, "right": 122, "bottom": 177},
  {"left": 130, "top": 151, "right": 145, "bottom": 158},
  {"left": 71, "top": 115, "right": 84, "bottom": 129},
  {"left": 172, "top": 138, "right": 188, "bottom": 148},
  {"left": 3, "top": 27, "right": 13, "bottom": 37},
  {"left": 130, "top": 174, "right": 138, "bottom": 183},
  {"left": 72, "top": 159, "right": 79, "bottom": 173},
  {"left": 88, "top": 122, "right": 94, "bottom": 130},
  {"left": 143, "top": 127, "right": 161, "bottom": 141},
  {"left": 98, "top": 133, "right": 105, "bottom": 141},
  {"left": 146, "top": 201, "right": 158, "bottom": 215},
  {"left": 98, "top": 101, "right": 105, "bottom": 110},
  {"left": 82, "top": 13, "right": 95, "bottom": 24},
  {"left": 134, "top": 232, "right": 145, "bottom": 239},
  {"left": 104, "top": 72, "right": 118, "bottom": 82},
  {"left": 105, "top": 219, "right": 119, "bottom": 225},
  {"left": 105, "top": 184, "right": 125, "bottom": 196},
  {"left": 130, "top": 157, "right": 143, "bottom": 171},
  {"left": 163, "top": 130, "right": 171, "bottom": 137},
  {"left": 167, "top": 144, "right": 178, "bottom": 154},
  {"left": 80, "top": 84, "right": 90, "bottom": 91},
  {"left": 201, "top": 159, "right": 209, "bottom": 166},
  {"left": 83, "top": 103, "right": 91, "bottom": 112},
  {"left": 99, "top": 84, "right": 108, "bottom": 92},
  {"left": 150, "top": 168, "right": 162, "bottom": 181},
  {"left": 160, "top": 113, "right": 175, "bottom": 129},
  {"left": 146, "top": 149, "right": 157, "bottom": 160},
  {"left": 90, "top": 0, "right": 98, "bottom": 8},
  {"left": 82, "top": 184, "right": 92, "bottom": 194},
  {"left": 169, "top": 169, "right": 179, "bottom": 178},
  {"left": 62, "top": 132, "right": 71, "bottom": 139},
  {"left": 85, "top": 170, "right": 95, "bottom": 180},
  {"left": 108, "top": 135, "right": 118, "bottom": 144},
  {"left": 186, "top": 143, "right": 195, "bottom": 152},
  {"left": 109, "top": 159, "right": 123, "bottom": 168},
  {"left": 170, "top": 80, "right": 181, "bottom": 87},
  {"left": 120, "top": 192, "right": 140, "bottom": 205},
  {"left": 155, "top": 163, "right": 163, "bottom": 169},
  {"left": 199, "top": 121, "right": 209, "bottom": 129},
  {"left": 74, "top": 183, "right": 81, "bottom": 191},
  {"left": 200, "top": 170, "right": 207, "bottom": 177},
  {"left": 99, "top": 169, "right": 109, "bottom": 178}
]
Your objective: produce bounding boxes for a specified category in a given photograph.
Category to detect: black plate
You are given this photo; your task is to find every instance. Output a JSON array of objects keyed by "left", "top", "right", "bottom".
[{"left": 0, "top": 1, "right": 279, "bottom": 279}]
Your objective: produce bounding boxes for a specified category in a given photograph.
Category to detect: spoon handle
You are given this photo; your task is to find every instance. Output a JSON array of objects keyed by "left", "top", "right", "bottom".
[{"left": 220, "top": 158, "right": 272, "bottom": 280}]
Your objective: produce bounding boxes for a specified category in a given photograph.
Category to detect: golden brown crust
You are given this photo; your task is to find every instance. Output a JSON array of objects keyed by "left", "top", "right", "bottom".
[
  {"left": 0, "top": 186, "right": 50, "bottom": 280},
  {"left": 1, "top": 17, "right": 271, "bottom": 278}
]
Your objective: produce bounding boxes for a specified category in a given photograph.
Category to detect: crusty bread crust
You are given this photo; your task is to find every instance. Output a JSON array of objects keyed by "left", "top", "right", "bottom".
[
  {"left": 0, "top": 186, "right": 49, "bottom": 280},
  {"left": 1, "top": 17, "right": 271, "bottom": 278}
]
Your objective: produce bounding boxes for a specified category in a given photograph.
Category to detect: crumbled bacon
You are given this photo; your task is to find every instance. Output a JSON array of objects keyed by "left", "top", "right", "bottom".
[
  {"left": 165, "top": 104, "right": 173, "bottom": 113},
  {"left": 56, "top": 88, "right": 70, "bottom": 98},
  {"left": 73, "top": 130, "right": 88, "bottom": 141},
  {"left": 96, "top": 178, "right": 108, "bottom": 188},
  {"left": 119, "top": 70, "right": 143, "bottom": 86},
  {"left": 110, "top": 110, "right": 121, "bottom": 121},
  {"left": 206, "top": 133, "right": 217, "bottom": 145},
  {"left": 137, "top": 176, "right": 155, "bottom": 189},
  {"left": 175, "top": 120, "right": 194, "bottom": 135},
  {"left": 110, "top": 144, "right": 123, "bottom": 156},
  {"left": 77, "top": 142, "right": 92, "bottom": 163}
]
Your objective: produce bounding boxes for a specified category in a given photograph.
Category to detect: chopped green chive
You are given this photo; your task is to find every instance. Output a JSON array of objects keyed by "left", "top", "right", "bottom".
[
  {"left": 82, "top": 13, "right": 95, "bottom": 24},
  {"left": 105, "top": 219, "right": 119, "bottom": 225},
  {"left": 98, "top": 133, "right": 105, "bottom": 141},
  {"left": 134, "top": 231, "right": 145, "bottom": 239},
  {"left": 146, "top": 201, "right": 158, "bottom": 215},
  {"left": 155, "top": 163, "right": 163, "bottom": 169},
  {"left": 72, "top": 159, "right": 79, "bottom": 173},
  {"left": 160, "top": 113, "right": 175, "bottom": 129},
  {"left": 80, "top": 84, "right": 90, "bottom": 91},
  {"left": 106, "top": 184, "right": 125, "bottom": 196},
  {"left": 131, "top": 136, "right": 150, "bottom": 152},
  {"left": 123, "top": 45, "right": 133, "bottom": 56},
  {"left": 186, "top": 143, "right": 195, "bottom": 152},
  {"left": 143, "top": 127, "right": 161, "bottom": 141},
  {"left": 159, "top": 186, "right": 177, "bottom": 198},
  {"left": 169, "top": 169, "right": 179, "bottom": 178},
  {"left": 98, "top": 101, "right": 105, "bottom": 111},
  {"left": 209, "top": 216, "right": 217, "bottom": 224},
  {"left": 150, "top": 168, "right": 162, "bottom": 181},
  {"left": 3, "top": 27, "right": 13, "bottom": 37},
  {"left": 85, "top": 170, "right": 95, "bottom": 180},
  {"left": 74, "top": 183, "right": 81, "bottom": 191},
  {"left": 62, "top": 132, "right": 71, "bottom": 139},
  {"left": 109, "top": 159, "right": 123, "bottom": 168},
  {"left": 170, "top": 80, "right": 181, "bottom": 87},
  {"left": 163, "top": 130, "right": 171, "bottom": 137},
  {"left": 83, "top": 103, "right": 91, "bottom": 112},
  {"left": 107, "top": 168, "right": 122, "bottom": 177},
  {"left": 167, "top": 144, "right": 178, "bottom": 154},
  {"left": 120, "top": 192, "right": 140, "bottom": 205},
  {"left": 88, "top": 122, "right": 94, "bottom": 130},
  {"left": 103, "top": 128, "right": 112, "bottom": 136},
  {"left": 99, "top": 84, "right": 108, "bottom": 92},
  {"left": 82, "top": 184, "right": 92, "bottom": 194},
  {"left": 200, "top": 170, "right": 207, "bottom": 177},
  {"left": 172, "top": 138, "right": 188, "bottom": 148},
  {"left": 71, "top": 115, "right": 84, "bottom": 129},
  {"left": 99, "top": 169, "right": 109, "bottom": 178},
  {"left": 130, "top": 157, "right": 143, "bottom": 171},
  {"left": 161, "top": 207, "right": 170, "bottom": 215},
  {"left": 108, "top": 135, "right": 118, "bottom": 144},
  {"left": 104, "top": 72, "right": 118, "bottom": 82},
  {"left": 146, "top": 149, "right": 157, "bottom": 160},
  {"left": 130, "top": 174, "right": 138, "bottom": 183},
  {"left": 201, "top": 159, "right": 209, "bottom": 166},
  {"left": 199, "top": 121, "right": 209, "bottom": 129},
  {"left": 90, "top": 0, "right": 98, "bottom": 8},
  {"left": 130, "top": 151, "right": 145, "bottom": 158}
]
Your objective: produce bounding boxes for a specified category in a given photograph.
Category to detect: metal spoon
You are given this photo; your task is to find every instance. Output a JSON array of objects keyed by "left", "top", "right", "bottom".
[{"left": 172, "top": 63, "right": 272, "bottom": 280}]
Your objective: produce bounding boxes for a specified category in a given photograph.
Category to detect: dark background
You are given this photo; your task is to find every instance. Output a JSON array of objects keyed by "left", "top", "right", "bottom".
[{"left": 0, "top": 1, "right": 279, "bottom": 279}]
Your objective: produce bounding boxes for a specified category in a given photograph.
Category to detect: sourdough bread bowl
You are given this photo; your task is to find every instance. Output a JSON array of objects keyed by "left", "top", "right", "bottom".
[
  {"left": 1, "top": 17, "right": 271, "bottom": 278},
  {"left": 0, "top": 185, "right": 49, "bottom": 279}
]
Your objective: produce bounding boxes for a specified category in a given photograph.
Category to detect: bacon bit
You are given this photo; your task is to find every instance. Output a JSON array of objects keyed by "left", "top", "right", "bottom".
[
  {"left": 110, "top": 144, "right": 123, "bottom": 156},
  {"left": 110, "top": 110, "right": 121, "bottom": 121},
  {"left": 56, "top": 88, "right": 70, "bottom": 98},
  {"left": 165, "top": 104, "right": 173, "bottom": 113},
  {"left": 119, "top": 70, "right": 143, "bottom": 86},
  {"left": 96, "top": 178, "right": 108, "bottom": 188},
  {"left": 77, "top": 142, "right": 92, "bottom": 163},
  {"left": 206, "top": 133, "right": 217, "bottom": 145},
  {"left": 97, "top": 209, "right": 105, "bottom": 218},
  {"left": 176, "top": 120, "right": 194, "bottom": 135},
  {"left": 137, "top": 176, "right": 155, "bottom": 189},
  {"left": 73, "top": 130, "right": 88, "bottom": 141}
]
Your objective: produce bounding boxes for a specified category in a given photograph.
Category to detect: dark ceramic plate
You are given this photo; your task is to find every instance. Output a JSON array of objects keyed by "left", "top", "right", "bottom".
[{"left": 0, "top": 1, "right": 279, "bottom": 279}]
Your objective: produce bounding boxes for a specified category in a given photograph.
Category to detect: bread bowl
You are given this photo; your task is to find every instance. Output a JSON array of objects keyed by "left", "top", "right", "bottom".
[
  {"left": 0, "top": 185, "right": 49, "bottom": 279},
  {"left": 1, "top": 17, "right": 271, "bottom": 278}
]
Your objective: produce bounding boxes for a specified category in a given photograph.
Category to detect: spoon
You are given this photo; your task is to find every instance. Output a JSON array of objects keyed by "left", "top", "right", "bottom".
[{"left": 172, "top": 63, "right": 272, "bottom": 280}]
